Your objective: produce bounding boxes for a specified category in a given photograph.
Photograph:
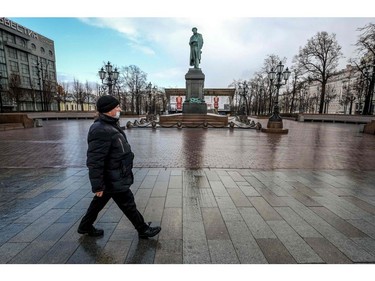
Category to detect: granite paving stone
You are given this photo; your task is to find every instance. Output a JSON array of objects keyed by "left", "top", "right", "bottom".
[
  {"left": 256, "top": 238, "right": 297, "bottom": 264},
  {"left": 275, "top": 207, "right": 322, "bottom": 238},
  {"left": 249, "top": 197, "right": 283, "bottom": 221},
  {"left": 238, "top": 207, "right": 276, "bottom": 239},
  {"left": 165, "top": 188, "right": 182, "bottom": 208},
  {"left": 225, "top": 220, "right": 268, "bottom": 263},
  {"left": 304, "top": 237, "right": 352, "bottom": 263},
  {"left": 236, "top": 182, "right": 260, "bottom": 197},
  {"left": 341, "top": 196, "right": 375, "bottom": 215},
  {"left": 310, "top": 207, "right": 368, "bottom": 238},
  {"left": 154, "top": 239, "right": 183, "bottom": 264},
  {"left": 227, "top": 187, "right": 252, "bottom": 207},
  {"left": 201, "top": 207, "right": 230, "bottom": 240},
  {"left": 207, "top": 240, "right": 239, "bottom": 263},
  {"left": 267, "top": 220, "right": 323, "bottom": 263},
  {"left": 159, "top": 207, "right": 182, "bottom": 240}
]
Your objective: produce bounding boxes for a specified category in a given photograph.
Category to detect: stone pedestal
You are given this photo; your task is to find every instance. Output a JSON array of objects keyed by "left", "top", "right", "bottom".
[
  {"left": 261, "top": 119, "right": 289, "bottom": 134},
  {"left": 261, "top": 105, "right": 289, "bottom": 134},
  {"left": 183, "top": 68, "right": 207, "bottom": 114}
]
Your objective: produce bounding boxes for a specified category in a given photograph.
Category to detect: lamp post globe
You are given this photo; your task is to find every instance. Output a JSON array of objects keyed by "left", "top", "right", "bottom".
[{"left": 98, "top": 61, "right": 119, "bottom": 96}]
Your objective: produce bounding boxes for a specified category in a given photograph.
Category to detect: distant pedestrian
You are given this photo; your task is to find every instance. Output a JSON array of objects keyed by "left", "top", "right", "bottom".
[{"left": 78, "top": 95, "right": 161, "bottom": 238}]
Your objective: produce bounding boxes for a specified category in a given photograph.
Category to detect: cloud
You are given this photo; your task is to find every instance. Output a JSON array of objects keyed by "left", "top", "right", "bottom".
[{"left": 78, "top": 17, "right": 374, "bottom": 88}]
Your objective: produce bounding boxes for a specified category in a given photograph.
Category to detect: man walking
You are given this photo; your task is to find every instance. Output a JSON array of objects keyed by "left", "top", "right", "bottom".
[{"left": 78, "top": 95, "right": 161, "bottom": 238}]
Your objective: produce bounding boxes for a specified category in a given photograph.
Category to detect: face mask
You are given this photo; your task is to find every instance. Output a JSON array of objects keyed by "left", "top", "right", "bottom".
[{"left": 115, "top": 111, "right": 121, "bottom": 119}]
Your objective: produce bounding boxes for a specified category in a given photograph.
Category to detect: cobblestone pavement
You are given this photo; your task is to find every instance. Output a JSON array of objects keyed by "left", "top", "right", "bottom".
[{"left": 1, "top": 119, "right": 375, "bottom": 266}]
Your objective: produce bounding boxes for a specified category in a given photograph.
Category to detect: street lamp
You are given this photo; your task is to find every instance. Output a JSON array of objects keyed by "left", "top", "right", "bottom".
[
  {"left": 262, "top": 61, "right": 291, "bottom": 134},
  {"left": 363, "top": 65, "right": 374, "bottom": 115},
  {"left": 237, "top": 81, "right": 249, "bottom": 116},
  {"left": 0, "top": 72, "right": 3, "bottom": 113},
  {"left": 98, "top": 61, "right": 119, "bottom": 95},
  {"left": 147, "top": 82, "right": 152, "bottom": 114},
  {"left": 35, "top": 61, "right": 44, "bottom": 111}
]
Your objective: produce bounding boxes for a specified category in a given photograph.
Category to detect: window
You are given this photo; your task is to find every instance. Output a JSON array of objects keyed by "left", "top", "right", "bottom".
[
  {"left": 40, "top": 47, "right": 45, "bottom": 54},
  {"left": 21, "top": 64, "right": 30, "bottom": 76},
  {"left": 21, "top": 76, "right": 30, "bottom": 87},
  {"left": 31, "top": 43, "right": 36, "bottom": 50},
  {"left": 49, "top": 71, "right": 55, "bottom": 80},
  {"left": 48, "top": 50, "right": 53, "bottom": 57},
  {"left": 32, "top": 65, "right": 39, "bottom": 77},
  {"left": 0, "top": 50, "right": 5, "bottom": 64},
  {"left": 48, "top": 61, "right": 55, "bottom": 69},
  {"left": 19, "top": 51, "right": 28, "bottom": 62},
  {"left": 29, "top": 55, "right": 38, "bottom": 65},
  {"left": 5, "top": 33, "right": 15, "bottom": 44},
  {"left": 17, "top": 38, "right": 26, "bottom": 47},
  {"left": 8, "top": 48, "right": 17, "bottom": 59},
  {"left": 33, "top": 78, "right": 40, "bottom": 88},
  {"left": 9, "top": 61, "right": 19, "bottom": 72},
  {"left": 0, "top": 63, "right": 7, "bottom": 78}
]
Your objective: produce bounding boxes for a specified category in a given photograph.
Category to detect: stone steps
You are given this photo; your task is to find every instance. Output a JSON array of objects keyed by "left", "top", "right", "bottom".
[
  {"left": 159, "top": 113, "right": 228, "bottom": 127},
  {"left": 0, "top": 123, "right": 24, "bottom": 131}
]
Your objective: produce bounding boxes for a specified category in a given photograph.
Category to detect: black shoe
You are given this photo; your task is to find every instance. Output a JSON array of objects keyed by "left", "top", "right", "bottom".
[
  {"left": 78, "top": 226, "right": 104, "bottom": 237},
  {"left": 139, "top": 222, "right": 161, "bottom": 239}
]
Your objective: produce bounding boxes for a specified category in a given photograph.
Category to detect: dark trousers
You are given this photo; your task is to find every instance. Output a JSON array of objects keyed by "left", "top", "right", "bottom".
[{"left": 78, "top": 189, "right": 148, "bottom": 233}]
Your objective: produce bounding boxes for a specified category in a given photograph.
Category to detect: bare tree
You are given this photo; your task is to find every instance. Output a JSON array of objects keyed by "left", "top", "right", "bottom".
[
  {"left": 55, "top": 83, "right": 64, "bottom": 111},
  {"left": 8, "top": 73, "right": 23, "bottom": 112},
  {"left": 295, "top": 31, "right": 343, "bottom": 113},
  {"left": 72, "top": 78, "right": 86, "bottom": 111},
  {"left": 324, "top": 84, "right": 337, "bottom": 114},
  {"left": 354, "top": 23, "right": 375, "bottom": 115},
  {"left": 61, "top": 82, "right": 71, "bottom": 110},
  {"left": 121, "top": 65, "right": 147, "bottom": 114},
  {"left": 85, "top": 80, "right": 94, "bottom": 111}
]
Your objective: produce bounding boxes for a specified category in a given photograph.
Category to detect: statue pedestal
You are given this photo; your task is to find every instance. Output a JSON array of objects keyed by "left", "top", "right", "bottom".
[
  {"left": 182, "top": 102, "right": 207, "bottom": 114},
  {"left": 183, "top": 68, "right": 207, "bottom": 114}
]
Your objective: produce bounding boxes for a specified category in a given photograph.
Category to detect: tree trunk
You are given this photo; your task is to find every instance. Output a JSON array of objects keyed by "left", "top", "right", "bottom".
[{"left": 319, "top": 81, "right": 326, "bottom": 114}]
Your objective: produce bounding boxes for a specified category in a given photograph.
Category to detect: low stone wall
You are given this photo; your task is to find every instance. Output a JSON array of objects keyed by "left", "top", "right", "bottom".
[
  {"left": 26, "top": 111, "right": 97, "bottom": 120},
  {"left": 298, "top": 113, "right": 374, "bottom": 124},
  {"left": 0, "top": 114, "right": 34, "bottom": 128},
  {"left": 364, "top": 120, "right": 375, "bottom": 135}
]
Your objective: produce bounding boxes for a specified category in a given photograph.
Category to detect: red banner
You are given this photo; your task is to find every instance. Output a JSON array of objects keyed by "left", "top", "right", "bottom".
[
  {"left": 176, "top": 96, "right": 182, "bottom": 110},
  {"left": 214, "top": 96, "right": 219, "bottom": 109}
]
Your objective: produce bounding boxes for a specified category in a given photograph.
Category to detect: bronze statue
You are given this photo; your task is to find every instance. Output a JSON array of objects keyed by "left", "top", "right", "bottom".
[{"left": 189, "top": 27, "right": 203, "bottom": 68}]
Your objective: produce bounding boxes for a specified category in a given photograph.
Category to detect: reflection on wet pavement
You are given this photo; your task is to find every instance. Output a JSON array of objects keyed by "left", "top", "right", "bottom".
[{"left": 0, "top": 119, "right": 374, "bottom": 170}]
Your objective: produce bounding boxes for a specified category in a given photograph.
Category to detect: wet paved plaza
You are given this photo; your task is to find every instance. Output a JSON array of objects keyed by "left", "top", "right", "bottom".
[{"left": 1, "top": 118, "right": 375, "bottom": 265}]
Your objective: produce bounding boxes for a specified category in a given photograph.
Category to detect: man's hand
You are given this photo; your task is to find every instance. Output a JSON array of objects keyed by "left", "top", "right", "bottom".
[{"left": 95, "top": 191, "right": 104, "bottom": 197}]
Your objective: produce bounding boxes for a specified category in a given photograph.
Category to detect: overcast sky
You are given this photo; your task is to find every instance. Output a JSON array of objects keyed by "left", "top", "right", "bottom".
[{"left": 5, "top": 1, "right": 375, "bottom": 89}]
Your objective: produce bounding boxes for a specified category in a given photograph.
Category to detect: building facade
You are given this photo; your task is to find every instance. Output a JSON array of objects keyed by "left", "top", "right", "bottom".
[
  {"left": 305, "top": 65, "right": 364, "bottom": 114},
  {"left": 164, "top": 88, "right": 234, "bottom": 114},
  {"left": 0, "top": 17, "right": 57, "bottom": 112},
  {"left": 281, "top": 64, "right": 373, "bottom": 115}
]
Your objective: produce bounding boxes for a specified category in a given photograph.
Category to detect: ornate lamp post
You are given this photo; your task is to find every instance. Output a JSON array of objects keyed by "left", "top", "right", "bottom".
[
  {"left": 262, "top": 61, "right": 291, "bottom": 134},
  {"left": 98, "top": 61, "right": 119, "bottom": 95},
  {"left": 35, "top": 61, "right": 44, "bottom": 111},
  {"left": 363, "top": 65, "right": 374, "bottom": 115},
  {"left": 0, "top": 72, "right": 3, "bottom": 113},
  {"left": 237, "top": 81, "right": 249, "bottom": 116},
  {"left": 147, "top": 82, "right": 152, "bottom": 114}
]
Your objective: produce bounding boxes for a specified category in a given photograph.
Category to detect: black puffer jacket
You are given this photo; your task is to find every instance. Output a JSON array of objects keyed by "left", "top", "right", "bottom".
[{"left": 86, "top": 114, "right": 134, "bottom": 193}]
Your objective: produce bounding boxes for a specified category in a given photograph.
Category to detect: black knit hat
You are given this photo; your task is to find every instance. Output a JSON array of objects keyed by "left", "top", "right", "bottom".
[{"left": 96, "top": 95, "right": 119, "bottom": 113}]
